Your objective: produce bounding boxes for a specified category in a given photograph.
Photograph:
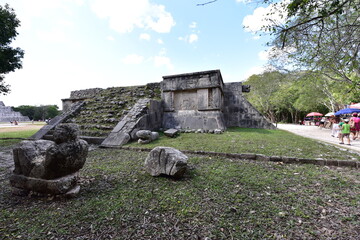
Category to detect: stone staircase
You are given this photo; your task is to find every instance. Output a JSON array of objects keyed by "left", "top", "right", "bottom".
[{"left": 63, "top": 85, "right": 161, "bottom": 138}]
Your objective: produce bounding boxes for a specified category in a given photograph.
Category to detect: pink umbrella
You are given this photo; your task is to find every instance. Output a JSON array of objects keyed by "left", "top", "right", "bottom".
[
  {"left": 349, "top": 103, "right": 360, "bottom": 109},
  {"left": 306, "top": 112, "right": 323, "bottom": 117}
]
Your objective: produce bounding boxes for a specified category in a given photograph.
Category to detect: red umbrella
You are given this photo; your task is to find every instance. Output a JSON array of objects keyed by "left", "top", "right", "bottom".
[
  {"left": 349, "top": 103, "right": 360, "bottom": 109},
  {"left": 306, "top": 112, "right": 323, "bottom": 117}
]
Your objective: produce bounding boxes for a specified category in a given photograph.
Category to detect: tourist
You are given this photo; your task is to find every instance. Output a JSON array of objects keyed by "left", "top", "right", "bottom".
[
  {"left": 331, "top": 117, "right": 340, "bottom": 138},
  {"left": 339, "top": 119, "right": 351, "bottom": 145},
  {"left": 350, "top": 113, "right": 360, "bottom": 140},
  {"left": 319, "top": 117, "right": 326, "bottom": 129}
]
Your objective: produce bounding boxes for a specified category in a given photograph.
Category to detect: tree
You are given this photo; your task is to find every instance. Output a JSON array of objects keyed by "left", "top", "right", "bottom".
[
  {"left": 12, "top": 105, "right": 35, "bottom": 119},
  {"left": 0, "top": 4, "right": 24, "bottom": 94},
  {"left": 13, "top": 105, "right": 60, "bottom": 120},
  {"left": 262, "top": 0, "right": 360, "bottom": 89},
  {"left": 244, "top": 71, "right": 287, "bottom": 122},
  {"left": 243, "top": 71, "right": 346, "bottom": 123}
]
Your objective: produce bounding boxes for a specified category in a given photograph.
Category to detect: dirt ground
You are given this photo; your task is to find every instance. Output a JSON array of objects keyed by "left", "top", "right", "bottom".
[{"left": 0, "top": 122, "right": 45, "bottom": 133}]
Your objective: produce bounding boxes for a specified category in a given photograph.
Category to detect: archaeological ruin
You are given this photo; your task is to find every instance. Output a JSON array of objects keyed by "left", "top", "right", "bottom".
[
  {"left": 32, "top": 70, "right": 275, "bottom": 147},
  {"left": 0, "top": 101, "right": 30, "bottom": 122}
]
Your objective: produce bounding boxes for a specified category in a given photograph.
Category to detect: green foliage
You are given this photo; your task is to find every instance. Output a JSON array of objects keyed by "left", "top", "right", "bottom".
[
  {"left": 13, "top": 105, "right": 60, "bottom": 120},
  {"left": 243, "top": 71, "right": 286, "bottom": 122},
  {"left": 244, "top": 70, "right": 358, "bottom": 122},
  {"left": 260, "top": 0, "right": 359, "bottom": 88},
  {"left": 0, "top": 4, "right": 24, "bottom": 94}
]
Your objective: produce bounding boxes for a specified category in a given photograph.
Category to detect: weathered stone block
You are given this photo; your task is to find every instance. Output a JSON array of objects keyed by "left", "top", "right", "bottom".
[
  {"left": 145, "top": 147, "right": 188, "bottom": 178},
  {"left": 164, "top": 129, "right": 179, "bottom": 138},
  {"left": 10, "top": 123, "right": 88, "bottom": 195},
  {"left": 10, "top": 173, "right": 79, "bottom": 195},
  {"left": 43, "top": 139, "right": 88, "bottom": 179},
  {"left": 136, "top": 130, "right": 159, "bottom": 144},
  {"left": 13, "top": 140, "right": 54, "bottom": 177},
  {"left": 136, "top": 130, "right": 151, "bottom": 139}
]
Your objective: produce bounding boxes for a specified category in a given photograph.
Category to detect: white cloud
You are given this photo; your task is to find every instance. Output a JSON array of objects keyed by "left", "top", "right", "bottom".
[
  {"left": 189, "top": 22, "right": 197, "bottom": 29},
  {"left": 107, "top": 36, "right": 115, "bottom": 41},
  {"left": 258, "top": 50, "right": 270, "bottom": 61},
  {"left": 140, "top": 33, "right": 151, "bottom": 40},
  {"left": 179, "top": 34, "right": 199, "bottom": 44},
  {"left": 3, "top": 0, "right": 83, "bottom": 31},
  {"left": 72, "top": 0, "right": 85, "bottom": 5},
  {"left": 189, "top": 34, "right": 198, "bottom": 43},
  {"left": 122, "top": 54, "right": 144, "bottom": 64},
  {"left": 90, "top": 0, "right": 175, "bottom": 33},
  {"left": 37, "top": 29, "right": 67, "bottom": 43},
  {"left": 157, "top": 38, "right": 164, "bottom": 44},
  {"left": 243, "top": 65, "right": 276, "bottom": 80},
  {"left": 154, "top": 56, "right": 173, "bottom": 70},
  {"left": 242, "top": 0, "right": 288, "bottom": 33},
  {"left": 243, "top": 66, "right": 266, "bottom": 80},
  {"left": 153, "top": 48, "right": 173, "bottom": 70}
]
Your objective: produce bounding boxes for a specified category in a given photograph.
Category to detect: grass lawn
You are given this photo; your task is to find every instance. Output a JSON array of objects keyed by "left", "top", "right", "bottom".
[
  {"left": 0, "top": 127, "right": 359, "bottom": 239},
  {"left": 0, "top": 123, "right": 44, "bottom": 147},
  {"left": 1, "top": 149, "right": 359, "bottom": 239},
  {"left": 125, "top": 127, "right": 360, "bottom": 161}
]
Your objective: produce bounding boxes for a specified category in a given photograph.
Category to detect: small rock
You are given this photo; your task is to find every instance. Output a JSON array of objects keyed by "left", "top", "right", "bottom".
[{"left": 214, "top": 129, "right": 223, "bottom": 134}]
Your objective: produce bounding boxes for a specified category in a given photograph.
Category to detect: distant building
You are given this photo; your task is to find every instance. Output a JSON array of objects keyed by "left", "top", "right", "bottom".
[{"left": 0, "top": 101, "right": 30, "bottom": 122}]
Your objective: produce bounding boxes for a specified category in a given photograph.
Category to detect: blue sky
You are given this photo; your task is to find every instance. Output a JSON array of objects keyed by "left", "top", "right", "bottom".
[{"left": 0, "top": 0, "right": 277, "bottom": 109}]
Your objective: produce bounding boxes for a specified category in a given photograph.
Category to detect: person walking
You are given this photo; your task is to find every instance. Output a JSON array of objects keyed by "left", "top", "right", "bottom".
[
  {"left": 339, "top": 119, "right": 351, "bottom": 145},
  {"left": 350, "top": 113, "right": 360, "bottom": 140},
  {"left": 331, "top": 117, "right": 340, "bottom": 138}
]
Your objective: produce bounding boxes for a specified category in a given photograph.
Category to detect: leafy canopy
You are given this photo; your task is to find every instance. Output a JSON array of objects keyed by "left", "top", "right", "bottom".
[
  {"left": 13, "top": 105, "right": 60, "bottom": 121},
  {"left": 262, "top": 0, "right": 360, "bottom": 87},
  {"left": 0, "top": 4, "right": 24, "bottom": 94}
]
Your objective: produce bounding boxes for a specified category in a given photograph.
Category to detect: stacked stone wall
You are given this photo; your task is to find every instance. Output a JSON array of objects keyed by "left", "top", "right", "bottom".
[
  {"left": 223, "top": 82, "right": 275, "bottom": 129},
  {"left": 70, "top": 88, "right": 103, "bottom": 99}
]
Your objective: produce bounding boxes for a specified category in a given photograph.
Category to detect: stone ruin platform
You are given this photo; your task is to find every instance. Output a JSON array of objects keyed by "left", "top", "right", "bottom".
[{"left": 31, "top": 69, "right": 275, "bottom": 148}]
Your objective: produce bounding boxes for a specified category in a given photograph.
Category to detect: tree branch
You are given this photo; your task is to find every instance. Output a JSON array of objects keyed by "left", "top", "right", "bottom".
[{"left": 197, "top": 0, "right": 218, "bottom": 6}]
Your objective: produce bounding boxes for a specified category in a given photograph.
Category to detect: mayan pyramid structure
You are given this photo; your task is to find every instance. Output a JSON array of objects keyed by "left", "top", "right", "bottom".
[{"left": 0, "top": 101, "right": 30, "bottom": 122}]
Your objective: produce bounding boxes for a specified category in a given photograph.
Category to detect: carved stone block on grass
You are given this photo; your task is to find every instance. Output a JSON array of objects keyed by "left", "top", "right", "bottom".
[
  {"left": 136, "top": 130, "right": 159, "bottom": 144},
  {"left": 145, "top": 147, "right": 188, "bottom": 178},
  {"left": 10, "top": 123, "right": 88, "bottom": 196},
  {"left": 164, "top": 129, "right": 179, "bottom": 138}
]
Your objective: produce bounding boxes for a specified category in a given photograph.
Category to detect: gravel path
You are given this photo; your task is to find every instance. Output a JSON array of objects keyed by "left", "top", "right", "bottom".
[{"left": 277, "top": 123, "right": 360, "bottom": 154}]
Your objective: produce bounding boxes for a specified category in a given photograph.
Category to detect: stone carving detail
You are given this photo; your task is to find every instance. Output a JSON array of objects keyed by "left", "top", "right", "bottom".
[
  {"left": 144, "top": 147, "right": 188, "bottom": 178},
  {"left": 10, "top": 124, "right": 88, "bottom": 195},
  {"left": 242, "top": 85, "right": 251, "bottom": 93},
  {"left": 136, "top": 130, "right": 159, "bottom": 144}
]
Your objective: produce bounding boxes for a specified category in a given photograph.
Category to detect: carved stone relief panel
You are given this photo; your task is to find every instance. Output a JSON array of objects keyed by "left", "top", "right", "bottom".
[{"left": 173, "top": 90, "right": 197, "bottom": 110}]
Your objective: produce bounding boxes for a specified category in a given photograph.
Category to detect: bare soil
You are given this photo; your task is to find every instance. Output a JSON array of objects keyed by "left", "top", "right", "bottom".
[{"left": 0, "top": 123, "right": 45, "bottom": 133}]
